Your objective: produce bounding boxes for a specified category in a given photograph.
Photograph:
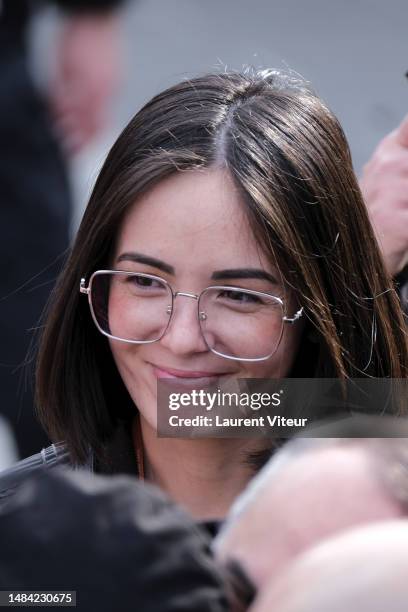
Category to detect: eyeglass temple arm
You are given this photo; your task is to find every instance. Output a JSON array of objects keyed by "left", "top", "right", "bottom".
[
  {"left": 282, "top": 307, "right": 304, "bottom": 324},
  {"left": 80, "top": 278, "right": 90, "bottom": 294}
]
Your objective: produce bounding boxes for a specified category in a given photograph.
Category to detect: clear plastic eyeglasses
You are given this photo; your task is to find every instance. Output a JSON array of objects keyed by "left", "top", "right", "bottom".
[{"left": 80, "top": 270, "right": 303, "bottom": 362}]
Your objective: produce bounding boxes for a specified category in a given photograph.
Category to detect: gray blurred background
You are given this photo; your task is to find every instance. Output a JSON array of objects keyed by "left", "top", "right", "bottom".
[{"left": 32, "top": 0, "right": 407, "bottom": 231}]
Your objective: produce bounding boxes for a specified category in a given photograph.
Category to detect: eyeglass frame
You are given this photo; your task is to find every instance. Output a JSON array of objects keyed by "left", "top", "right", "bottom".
[{"left": 80, "top": 269, "right": 304, "bottom": 362}]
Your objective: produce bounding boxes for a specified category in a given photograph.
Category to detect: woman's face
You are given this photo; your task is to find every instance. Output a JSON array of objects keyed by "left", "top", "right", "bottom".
[{"left": 109, "top": 168, "right": 303, "bottom": 427}]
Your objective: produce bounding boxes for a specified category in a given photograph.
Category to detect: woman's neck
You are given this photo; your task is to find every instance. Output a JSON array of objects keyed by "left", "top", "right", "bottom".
[{"left": 136, "top": 416, "right": 269, "bottom": 520}]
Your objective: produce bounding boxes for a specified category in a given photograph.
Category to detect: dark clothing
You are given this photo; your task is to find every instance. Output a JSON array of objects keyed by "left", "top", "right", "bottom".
[
  {"left": 0, "top": 0, "right": 124, "bottom": 460},
  {"left": 0, "top": 35, "right": 69, "bottom": 458},
  {"left": 0, "top": 469, "right": 229, "bottom": 611}
]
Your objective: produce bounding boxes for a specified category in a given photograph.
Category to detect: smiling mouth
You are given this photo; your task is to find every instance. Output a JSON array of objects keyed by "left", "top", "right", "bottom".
[{"left": 150, "top": 363, "right": 233, "bottom": 385}]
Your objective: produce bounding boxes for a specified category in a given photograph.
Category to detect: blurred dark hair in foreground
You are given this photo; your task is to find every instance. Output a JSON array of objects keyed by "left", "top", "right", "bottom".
[{"left": 0, "top": 469, "right": 228, "bottom": 612}]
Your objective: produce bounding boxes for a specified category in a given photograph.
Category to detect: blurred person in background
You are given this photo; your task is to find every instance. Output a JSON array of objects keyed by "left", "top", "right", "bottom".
[
  {"left": 360, "top": 114, "right": 408, "bottom": 316},
  {"left": 214, "top": 427, "right": 408, "bottom": 590},
  {"left": 249, "top": 520, "right": 408, "bottom": 612},
  {"left": 0, "top": 0, "right": 124, "bottom": 459}
]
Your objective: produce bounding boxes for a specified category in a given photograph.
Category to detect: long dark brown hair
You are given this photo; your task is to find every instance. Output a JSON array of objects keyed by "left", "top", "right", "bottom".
[{"left": 36, "top": 70, "right": 408, "bottom": 463}]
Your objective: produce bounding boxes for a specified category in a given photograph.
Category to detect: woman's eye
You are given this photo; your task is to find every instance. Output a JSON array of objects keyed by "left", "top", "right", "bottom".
[
  {"left": 136, "top": 276, "right": 153, "bottom": 286},
  {"left": 220, "top": 290, "right": 261, "bottom": 304},
  {"left": 127, "top": 275, "right": 162, "bottom": 289}
]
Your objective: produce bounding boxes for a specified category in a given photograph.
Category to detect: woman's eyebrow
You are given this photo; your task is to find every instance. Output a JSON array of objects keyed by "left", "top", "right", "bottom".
[
  {"left": 116, "top": 252, "right": 175, "bottom": 275},
  {"left": 116, "top": 254, "right": 278, "bottom": 284},
  {"left": 211, "top": 268, "right": 279, "bottom": 284}
]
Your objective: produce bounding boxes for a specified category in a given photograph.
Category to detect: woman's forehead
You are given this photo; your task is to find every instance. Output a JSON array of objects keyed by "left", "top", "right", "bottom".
[{"left": 114, "top": 168, "right": 274, "bottom": 272}]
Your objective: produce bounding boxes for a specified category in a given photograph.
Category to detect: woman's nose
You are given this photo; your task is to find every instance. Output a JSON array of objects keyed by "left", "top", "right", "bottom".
[{"left": 159, "top": 294, "right": 208, "bottom": 356}]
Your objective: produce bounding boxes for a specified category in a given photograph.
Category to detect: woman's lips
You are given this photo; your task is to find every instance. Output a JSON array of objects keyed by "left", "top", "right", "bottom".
[{"left": 150, "top": 363, "right": 232, "bottom": 386}]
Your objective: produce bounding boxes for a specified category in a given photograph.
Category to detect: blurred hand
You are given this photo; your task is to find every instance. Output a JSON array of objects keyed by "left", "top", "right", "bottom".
[
  {"left": 360, "top": 116, "right": 408, "bottom": 275},
  {"left": 49, "top": 12, "right": 122, "bottom": 155}
]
